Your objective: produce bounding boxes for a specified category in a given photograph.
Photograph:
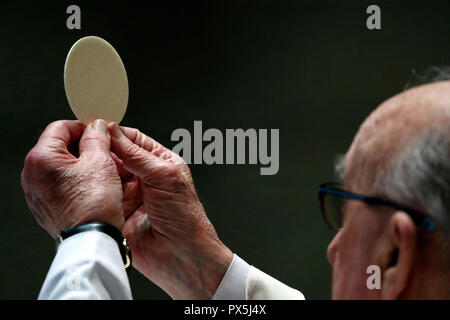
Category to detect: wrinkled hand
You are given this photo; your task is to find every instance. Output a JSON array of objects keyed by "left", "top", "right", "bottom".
[
  {"left": 108, "top": 124, "right": 234, "bottom": 299},
  {"left": 21, "top": 119, "right": 124, "bottom": 238}
]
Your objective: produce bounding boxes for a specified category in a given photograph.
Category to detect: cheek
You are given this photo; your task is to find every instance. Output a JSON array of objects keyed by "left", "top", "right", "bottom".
[{"left": 332, "top": 215, "right": 380, "bottom": 299}]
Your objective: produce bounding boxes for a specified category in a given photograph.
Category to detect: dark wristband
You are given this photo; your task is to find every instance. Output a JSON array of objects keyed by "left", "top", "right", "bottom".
[{"left": 56, "top": 221, "right": 132, "bottom": 270}]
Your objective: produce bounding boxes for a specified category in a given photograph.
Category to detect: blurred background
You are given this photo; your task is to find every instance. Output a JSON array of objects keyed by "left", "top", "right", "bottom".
[{"left": 1, "top": 0, "right": 450, "bottom": 299}]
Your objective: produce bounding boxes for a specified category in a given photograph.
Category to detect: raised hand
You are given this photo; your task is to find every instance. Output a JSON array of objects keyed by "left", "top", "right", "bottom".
[{"left": 108, "top": 124, "right": 233, "bottom": 299}]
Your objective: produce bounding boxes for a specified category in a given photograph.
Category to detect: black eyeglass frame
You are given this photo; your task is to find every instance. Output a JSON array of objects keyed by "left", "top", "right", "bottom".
[{"left": 318, "top": 182, "right": 436, "bottom": 232}]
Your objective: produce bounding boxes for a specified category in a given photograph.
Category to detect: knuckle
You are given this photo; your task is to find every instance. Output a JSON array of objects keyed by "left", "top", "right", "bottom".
[
  {"left": 166, "top": 165, "right": 188, "bottom": 189},
  {"left": 135, "top": 129, "right": 160, "bottom": 152},
  {"left": 23, "top": 148, "right": 46, "bottom": 175},
  {"left": 124, "top": 142, "right": 136, "bottom": 156},
  {"left": 46, "top": 120, "right": 67, "bottom": 132},
  {"left": 134, "top": 129, "right": 145, "bottom": 145},
  {"left": 165, "top": 163, "right": 179, "bottom": 178},
  {"left": 83, "top": 136, "right": 109, "bottom": 151},
  {"left": 159, "top": 150, "right": 172, "bottom": 161},
  {"left": 124, "top": 143, "right": 142, "bottom": 159},
  {"left": 23, "top": 147, "right": 71, "bottom": 188},
  {"left": 178, "top": 156, "right": 188, "bottom": 166}
]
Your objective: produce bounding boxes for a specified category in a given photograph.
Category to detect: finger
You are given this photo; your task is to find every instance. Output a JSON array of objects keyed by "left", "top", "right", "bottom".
[
  {"left": 111, "top": 151, "right": 124, "bottom": 172},
  {"left": 107, "top": 123, "right": 169, "bottom": 157},
  {"left": 38, "top": 120, "right": 86, "bottom": 153},
  {"left": 79, "top": 119, "right": 111, "bottom": 158},
  {"left": 122, "top": 175, "right": 142, "bottom": 219},
  {"left": 22, "top": 121, "right": 84, "bottom": 189},
  {"left": 109, "top": 123, "right": 179, "bottom": 192},
  {"left": 111, "top": 151, "right": 135, "bottom": 180},
  {"left": 110, "top": 150, "right": 122, "bottom": 167}
]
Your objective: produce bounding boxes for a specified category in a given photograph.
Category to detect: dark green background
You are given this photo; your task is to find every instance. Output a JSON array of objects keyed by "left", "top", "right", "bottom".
[{"left": 1, "top": 0, "right": 450, "bottom": 299}]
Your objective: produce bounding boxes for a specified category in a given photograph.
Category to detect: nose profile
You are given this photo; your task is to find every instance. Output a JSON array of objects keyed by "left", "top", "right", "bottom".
[{"left": 327, "top": 231, "right": 341, "bottom": 265}]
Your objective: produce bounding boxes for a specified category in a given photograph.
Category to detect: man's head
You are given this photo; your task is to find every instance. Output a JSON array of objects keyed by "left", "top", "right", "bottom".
[{"left": 328, "top": 72, "right": 450, "bottom": 299}]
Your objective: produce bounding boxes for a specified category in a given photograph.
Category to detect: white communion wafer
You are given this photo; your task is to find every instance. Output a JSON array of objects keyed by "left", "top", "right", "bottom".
[{"left": 64, "top": 36, "right": 128, "bottom": 125}]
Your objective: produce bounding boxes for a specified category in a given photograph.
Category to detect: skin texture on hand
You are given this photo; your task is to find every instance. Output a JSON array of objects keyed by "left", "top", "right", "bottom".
[
  {"left": 21, "top": 119, "right": 124, "bottom": 238},
  {"left": 108, "top": 123, "right": 234, "bottom": 300}
]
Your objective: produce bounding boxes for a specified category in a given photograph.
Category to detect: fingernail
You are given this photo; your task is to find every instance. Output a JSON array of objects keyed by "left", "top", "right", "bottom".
[
  {"left": 94, "top": 119, "right": 107, "bottom": 133},
  {"left": 110, "top": 123, "right": 123, "bottom": 139}
]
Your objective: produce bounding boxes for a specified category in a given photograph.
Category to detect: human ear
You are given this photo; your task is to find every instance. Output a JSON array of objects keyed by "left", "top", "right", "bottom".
[{"left": 381, "top": 211, "right": 417, "bottom": 299}]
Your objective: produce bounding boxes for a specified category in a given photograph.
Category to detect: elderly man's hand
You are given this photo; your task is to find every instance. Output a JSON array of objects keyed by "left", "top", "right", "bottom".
[
  {"left": 108, "top": 124, "right": 233, "bottom": 300},
  {"left": 21, "top": 119, "right": 124, "bottom": 238}
]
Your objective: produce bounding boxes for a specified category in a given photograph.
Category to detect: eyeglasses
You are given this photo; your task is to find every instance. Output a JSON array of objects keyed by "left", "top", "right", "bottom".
[{"left": 318, "top": 182, "right": 436, "bottom": 232}]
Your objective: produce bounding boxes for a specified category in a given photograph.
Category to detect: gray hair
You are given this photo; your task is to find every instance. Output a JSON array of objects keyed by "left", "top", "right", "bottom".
[
  {"left": 404, "top": 66, "right": 450, "bottom": 90},
  {"left": 373, "top": 127, "right": 450, "bottom": 233},
  {"left": 334, "top": 154, "right": 346, "bottom": 182},
  {"left": 382, "top": 66, "right": 450, "bottom": 233}
]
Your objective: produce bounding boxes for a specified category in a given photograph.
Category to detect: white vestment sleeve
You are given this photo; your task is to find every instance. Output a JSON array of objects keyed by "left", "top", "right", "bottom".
[
  {"left": 212, "top": 254, "right": 250, "bottom": 300},
  {"left": 246, "top": 266, "right": 305, "bottom": 300},
  {"left": 212, "top": 254, "right": 305, "bottom": 300},
  {"left": 38, "top": 230, "right": 132, "bottom": 300}
]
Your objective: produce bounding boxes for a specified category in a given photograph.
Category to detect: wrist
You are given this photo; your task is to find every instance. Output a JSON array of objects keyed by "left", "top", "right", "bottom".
[
  {"left": 155, "top": 238, "right": 233, "bottom": 300},
  {"left": 178, "top": 239, "right": 234, "bottom": 299},
  {"left": 65, "top": 209, "right": 125, "bottom": 233},
  {"left": 97, "top": 213, "right": 124, "bottom": 232},
  {"left": 202, "top": 242, "right": 234, "bottom": 298}
]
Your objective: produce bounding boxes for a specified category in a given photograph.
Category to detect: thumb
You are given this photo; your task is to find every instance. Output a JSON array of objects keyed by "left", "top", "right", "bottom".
[{"left": 79, "top": 119, "right": 111, "bottom": 158}]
